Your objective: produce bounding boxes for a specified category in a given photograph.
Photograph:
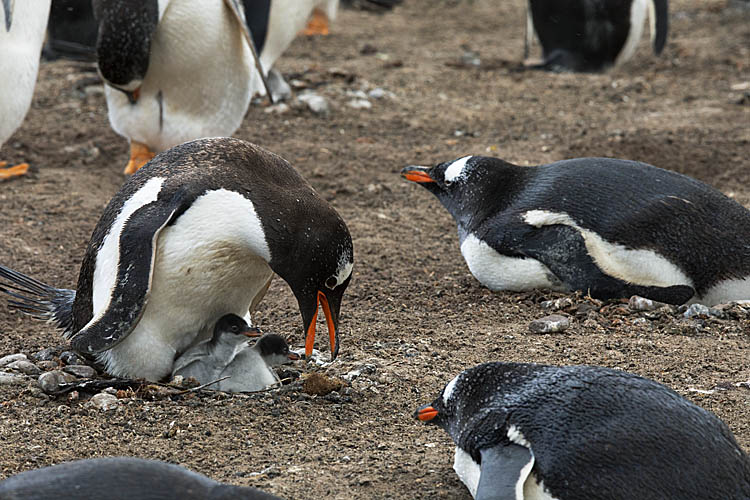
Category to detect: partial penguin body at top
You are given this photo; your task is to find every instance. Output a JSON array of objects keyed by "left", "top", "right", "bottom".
[
  {"left": 0, "top": 456, "right": 282, "bottom": 500},
  {"left": 93, "top": 0, "right": 339, "bottom": 174},
  {"left": 525, "top": 0, "right": 668, "bottom": 72},
  {"left": 416, "top": 362, "right": 750, "bottom": 500},
  {"left": 0, "top": 0, "right": 51, "bottom": 181},
  {"left": 0, "top": 138, "right": 353, "bottom": 381},
  {"left": 172, "top": 314, "right": 300, "bottom": 392},
  {"left": 402, "top": 155, "right": 750, "bottom": 305}
]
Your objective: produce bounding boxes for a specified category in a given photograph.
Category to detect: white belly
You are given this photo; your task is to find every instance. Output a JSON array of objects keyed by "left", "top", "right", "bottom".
[
  {"left": 104, "top": 0, "right": 254, "bottom": 152},
  {"left": 0, "top": 0, "right": 50, "bottom": 146},
  {"left": 459, "top": 234, "right": 566, "bottom": 292},
  {"left": 697, "top": 277, "right": 750, "bottom": 306},
  {"left": 615, "top": 0, "right": 648, "bottom": 66}
]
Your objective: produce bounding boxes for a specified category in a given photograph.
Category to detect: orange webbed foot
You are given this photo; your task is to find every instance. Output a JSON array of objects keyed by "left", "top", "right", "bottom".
[
  {"left": 302, "top": 8, "right": 330, "bottom": 35},
  {"left": 123, "top": 141, "right": 156, "bottom": 175},
  {"left": 0, "top": 161, "right": 30, "bottom": 182}
]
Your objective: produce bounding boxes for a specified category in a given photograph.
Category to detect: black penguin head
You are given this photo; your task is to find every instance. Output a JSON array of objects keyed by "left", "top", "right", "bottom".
[
  {"left": 414, "top": 372, "right": 462, "bottom": 428},
  {"left": 401, "top": 156, "right": 523, "bottom": 229},
  {"left": 93, "top": 0, "right": 159, "bottom": 100},
  {"left": 255, "top": 334, "right": 300, "bottom": 367},
  {"left": 212, "top": 314, "right": 261, "bottom": 341}
]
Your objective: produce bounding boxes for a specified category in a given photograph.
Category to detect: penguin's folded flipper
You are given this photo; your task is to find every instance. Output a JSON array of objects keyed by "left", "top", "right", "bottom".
[
  {"left": 475, "top": 443, "right": 534, "bottom": 500},
  {"left": 516, "top": 224, "right": 695, "bottom": 305},
  {"left": 71, "top": 190, "right": 191, "bottom": 354}
]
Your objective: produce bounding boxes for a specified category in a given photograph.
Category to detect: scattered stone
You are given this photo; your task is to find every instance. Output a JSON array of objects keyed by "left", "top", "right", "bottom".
[
  {"left": 0, "top": 371, "right": 28, "bottom": 385},
  {"left": 541, "top": 297, "right": 573, "bottom": 311},
  {"left": 6, "top": 359, "right": 41, "bottom": 376},
  {"left": 264, "top": 102, "right": 290, "bottom": 114},
  {"left": 346, "top": 90, "right": 368, "bottom": 99},
  {"left": 0, "top": 353, "right": 27, "bottom": 367},
  {"left": 683, "top": 303, "right": 710, "bottom": 319},
  {"left": 460, "top": 49, "right": 481, "bottom": 67},
  {"left": 297, "top": 92, "right": 330, "bottom": 117},
  {"left": 32, "top": 348, "right": 58, "bottom": 361},
  {"left": 88, "top": 392, "right": 119, "bottom": 411},
  {"left": 529, "top": 314, "right": 570, "bottom": 334},
  {"left": 360, "top": 43, "right": 377, "bottom": 55},
  {"left": 60, "top": 351, "right": 85, "bottom": 366},
  {"left": 347, "top": 98, "right": 372, "bottom": 109},
  {"left": 628, "top": 295, "right": 658, "bottom": 311},
  {"left": 367, "top": 87, "right": 392, "bottom": 99},
  {"left": 102, "top": 387, "right": 118, "bottom": 395},
  {"left": 68, "top": 390, "right": 80, "bottom": 401},
  {"left": 303, "top": 372, "right": 346, "bottom": 396},
  {"left": 38, "top": 370, "right": 77, "bottom": 394},
  {"left": 632, "top": 317, "right": 649, "bottom": 326},
  {"left": 64, "top": 365, "right": 97, "bottom": 379},
  {"left": 36, "top": 360, "right": 58, "bottom": 371}
]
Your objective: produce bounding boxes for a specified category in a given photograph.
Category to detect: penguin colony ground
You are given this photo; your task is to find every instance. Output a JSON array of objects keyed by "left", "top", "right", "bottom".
[{"left": 2, "top": 0, "right": 747, "bottom": 498}]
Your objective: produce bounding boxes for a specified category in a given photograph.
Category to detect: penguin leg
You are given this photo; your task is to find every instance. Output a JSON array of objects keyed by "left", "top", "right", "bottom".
[
  {"left": 302, "top": 8, "right": 330, "bottom": 35},
  {"left": 517, "top": 225, "right": 695, "bottom": 304},
  {"left": 124, "top": 141, "right": 156, "bottom": 175},
  {"left": 475, "top": 444, "right": 534, "bottom": 500},
  {"left": 71, "top": 189, "right": 192, "bottom": 354},
  {"left": 0, "top": 161, "right": 30, "bottom": 181}
]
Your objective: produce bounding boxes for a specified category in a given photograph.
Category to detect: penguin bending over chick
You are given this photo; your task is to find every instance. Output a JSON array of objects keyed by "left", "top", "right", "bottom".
[
  {"left": 0, "top": 456, "right": 282, "bottom": 500},
  {"left": 402, "top": 155, "right": 750, "bottom": 305},
  {"left": 0, "top": 138, "right": 353, "bottom": 381},
  {"left": 172, "top": 314, "right": 300, "bottom": 392},
  {"left": 525, "top": 0, "right": 669, "bottom": 72},
  {"left": 0, "top": 0, "right": 51, "bottom": 181},
  {"left": 417, "top": 362, "right": 750, "bottom": 500}
]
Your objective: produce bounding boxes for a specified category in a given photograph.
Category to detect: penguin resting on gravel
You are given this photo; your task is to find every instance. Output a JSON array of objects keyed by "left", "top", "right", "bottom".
[
  {"left": 0, "top": 137, "right": 353, "bottom": 381},
  {"left": 172, "top": 314, "right": 300, "bottom": 392},
  {"left": 525, "top": 0, "right": 669, "bottom": 72},
  {"left": 402, "top": 155, "right": 750, "bottom": 305},
  {"left": 0, "top": 0, "right": 51, "bottom": 181},
  {"left": 0, "top": 456, "right": 283, "bottom": 500},
  {"left": 416, "top": 362, "right": 750, "bottom": 500}
]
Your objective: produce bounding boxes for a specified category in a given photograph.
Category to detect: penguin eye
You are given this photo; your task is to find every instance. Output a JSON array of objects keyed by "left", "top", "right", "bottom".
[
  {"left": 444, "top": 179, "right": 453, "bottom": 187},
  {"left": 230, "top": 325, "right": 239, "bottom": 333},
  {"left": 325, "top": 276, "right": 338, "bottom": 289}
]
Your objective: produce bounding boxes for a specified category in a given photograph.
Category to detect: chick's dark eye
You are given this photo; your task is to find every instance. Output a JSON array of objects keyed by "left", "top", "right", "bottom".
[
  {"left": 325, "top": 276, "right": 337, "bottom": 289},
  {"left": 230, "top": 325, "right": 239, "bottom": 333}
]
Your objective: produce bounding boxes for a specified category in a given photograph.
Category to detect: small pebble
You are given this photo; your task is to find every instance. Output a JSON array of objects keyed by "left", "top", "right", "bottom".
[
  {"left": 60, "top": 351, "right": 85, "bottom": 365},
  {"left": 88, "top": 392, "right": 119, "bottom": 411},
  {"left": 38, "top": 370, "right": 77, "bottom": 394},
  {"left": 297, "top": 92, "right": 330, "bottom": 117},
  {"left": 6, "top": 360, "right": 41, "bottom": 376},
  {"left": 628, "top": 295, "right": 658, "bottom": 311},
  {"left": 64, "top": 365, "right": 97, "bottom": 379},
  {"left": 632, "top": 317, "right": 649, "bottom": 326},
  {"left": 264, "top": 102, "right": 290, "bottom": 114},
  {"left": 32, "top": 348, "right": 58, "bottom": 361},
  {"left": 529, "top": 314, "right": 570, "bottom": 334},
  {"left": 0, "top": 353, "right": 27, "bottom": 367},
  {"left": 541, "top": 297, "right": 573, "bottom": 311},
  {"left": 683, "top": 303, "right": 710, "bottom": 319},
  {"left": 347, "top": 98, "right": 372, "bottom": 109},
  {"left": 367, "top": 87, "right": 389, "bottom": 99},
  {"left": 0, "top": 371, "right": 28, "bottom": 386},
  {"left": 36, "top": 360, "right": 58, "bottom": 371}
]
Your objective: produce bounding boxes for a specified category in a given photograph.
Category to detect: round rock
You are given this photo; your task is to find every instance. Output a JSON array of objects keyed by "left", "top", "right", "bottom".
[
  {"left": 88, "top": 392, "right": 119, "bottom": 411},
  {"left": 6, "top": 360, "right": 41, "bottom": 376},
  {"left": 0, "top": 353, "right": 27, "bottom": 367},
  {"left": 0, "top": 371, "right": 29, "bottom": 386},
  {"left": 63, "top": 365, "right": 97, "bottom": 379},
  {"left": 529, "top": 314, "right": 571, "bottom": 334},
  {"left": 38, "top": 370, "right": 78, "bottom": 394}
]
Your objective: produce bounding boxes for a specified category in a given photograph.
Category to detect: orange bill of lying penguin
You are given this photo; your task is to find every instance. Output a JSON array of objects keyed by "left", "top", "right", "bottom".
[
  {"left": 402, "top": 155, "right": 750, "bottom": 306},
  {"left": 0, "top": 137, "right": 353, "bottom": 381}
]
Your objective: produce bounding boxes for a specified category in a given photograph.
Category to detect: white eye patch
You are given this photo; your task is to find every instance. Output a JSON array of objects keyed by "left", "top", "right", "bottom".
[{"left": 444, "top": 156, "right": 473, "bottom": 183}]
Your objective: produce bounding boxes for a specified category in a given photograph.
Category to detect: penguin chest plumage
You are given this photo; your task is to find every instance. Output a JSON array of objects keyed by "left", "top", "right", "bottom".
[
  {"left": 105, "top": 0, "right": 254, "bottom": 152},
  {"left": 94, "top": 186, "right": 273, "bottom": 381},
  {"left": 0, "top": 0, "right": 50, "bottom": 145}
]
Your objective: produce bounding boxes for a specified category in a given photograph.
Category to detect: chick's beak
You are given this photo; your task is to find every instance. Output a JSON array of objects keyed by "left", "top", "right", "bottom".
[
  {"left": 242, "top": 326, "right": 263, "bottom": 339},
  {"left": 288, "top": 352, "right": 301, "bottom": 361},
  {"left": 400, "top": 165, "right": 434, "bottom": 183}
]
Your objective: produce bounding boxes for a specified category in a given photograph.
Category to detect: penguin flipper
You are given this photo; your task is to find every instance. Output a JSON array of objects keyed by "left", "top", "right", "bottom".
[
  {"left": 72, "top": 191, "right": 190, "bottom": 354},
  {"left": 518, "top": 225, "right": 695, "bottom": 305},
  {"left": 475, "top": 444, "right": 534, "bottom": 500}
]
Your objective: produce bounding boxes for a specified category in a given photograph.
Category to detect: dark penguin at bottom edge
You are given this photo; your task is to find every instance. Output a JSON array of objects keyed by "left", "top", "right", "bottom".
[
  {"left": 416, "top": 362, "right": 750, "bottom": 500},
  {"left": 401, "top": 155, "right": 750, "bottom": 306},
  {"left": 0, "top": 456, "right": 283, "bottom": 500}
]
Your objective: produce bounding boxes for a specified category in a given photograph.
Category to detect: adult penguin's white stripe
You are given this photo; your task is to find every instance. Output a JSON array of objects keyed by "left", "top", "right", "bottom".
[
  {"left": 84, "top": 177, "right": 166, "bottom": 336},
  {"left": 442, "top": 374, "right": 460, "bottom": 405},
  {"left": 616, "top": 0, "right": 647, "bottom": 66},
  {"left": 444, "top": 156, "right": 473, "bottom": 183}
]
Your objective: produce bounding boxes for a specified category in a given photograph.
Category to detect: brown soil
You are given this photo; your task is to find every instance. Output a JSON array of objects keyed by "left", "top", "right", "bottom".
[{"left": 0, "top": 1, "right": 748, "bottom": 498}]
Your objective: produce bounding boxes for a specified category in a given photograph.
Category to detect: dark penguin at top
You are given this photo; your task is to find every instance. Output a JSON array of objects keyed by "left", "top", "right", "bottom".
[
  {"left": 0, "top": 456, "right": 283, "bottom": 500},
  {"left": 416, "top": 362, "right": 750, "bottom": 500},
  {"left": 0, "top": 138, "right": 353, "bottom": 381},
  {"left": 402, "top": 155, "right": 750, "bottom": 305},
  {"left": 526, "top": 0, "right": 668, "bottom": 72}
]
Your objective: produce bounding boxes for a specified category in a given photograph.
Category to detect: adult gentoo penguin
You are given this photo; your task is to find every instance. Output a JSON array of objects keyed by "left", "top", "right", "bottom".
[
  {"left": 0, "top": 457, "right": 283, "bottom": 499},
  {"left": 402, "top": 155, "right": 750, "bottom": 305},
  {"left": 0, "top": 0, "right": 51, "bottom": 181},
  {"left": 416, "top": 362, "right": 750, "bottom": 500},
  {"left": 0, "top": 137, "right": 353, "bottom": 381},
  {"left": 525, "top": 0, "right": 669, "bottom": 72}
]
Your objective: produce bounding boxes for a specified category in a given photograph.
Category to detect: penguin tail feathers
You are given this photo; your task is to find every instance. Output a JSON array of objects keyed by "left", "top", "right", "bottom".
[
  {"left": 0, "top": 265, "right": 76, "bottom": 335},
  {"left": 649, "top": 0, "right": 669, "bottom": 55}
]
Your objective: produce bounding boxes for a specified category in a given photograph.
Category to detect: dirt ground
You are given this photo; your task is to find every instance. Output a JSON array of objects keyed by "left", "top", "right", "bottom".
[{"left": 1, "top": 1, "right": 749, "bottom": 498}]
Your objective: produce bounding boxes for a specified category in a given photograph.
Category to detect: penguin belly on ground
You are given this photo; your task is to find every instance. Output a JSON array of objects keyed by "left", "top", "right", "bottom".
[
  {"left": 0, "top": 0, "right": 51, "bottom": 181},
  {"left": 0, "top": 137, "right": 353, "bottom": 381},
  {"left": 526, "top": 0, "right": 668, "bottom": 72},
  {"left": 402, "top": 155, "right": 750, "bottom": 305},
  {"left": 0, "top": 457, "right": 283, "bottom": 499},
  {"left": 416, "top": 362, "right": 750, "bottom": 500}
]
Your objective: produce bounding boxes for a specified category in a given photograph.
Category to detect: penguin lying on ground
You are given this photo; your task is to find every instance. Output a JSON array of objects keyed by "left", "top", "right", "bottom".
[
  {"left": 0, "top": 137, "right": 353, "bottom": 381},
  {"left": 0, "top": 0, "right": 51, "bottom": 181},
  {"left": 416, "top": 362, "right": 750, "bottom": 500},
  {"left": 525, "top": 0, "right": 669, "bottom": 72},
  {"left": 0, "top": 456, "right": 283, "bottom": 500},
  {"left": 402, "top": 155, "right": 750, "bottom": 305},
  {"left": 173, "top": 314, "right": 300, "bottom": 392}
]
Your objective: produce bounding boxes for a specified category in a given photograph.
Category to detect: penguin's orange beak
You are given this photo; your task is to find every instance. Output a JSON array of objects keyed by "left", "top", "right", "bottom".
[
  {"left": 401, "top": 166, "right": 434, "bottom": 183},
  {"left": 288, "top": 352, "right": 301, "bottom": 361},
  {"left": 241, "top": 328, "right": 263, "bottom": 339},
  {"left": 305, "top": 291, "right": 339, "bottom": 359},
  {"left": 417, "top": 405, "right": 439, "bottom": 422}
]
